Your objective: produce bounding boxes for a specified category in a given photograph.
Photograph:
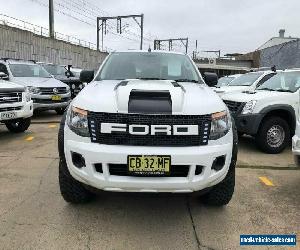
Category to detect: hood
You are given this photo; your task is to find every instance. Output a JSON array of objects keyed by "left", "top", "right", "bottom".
[
  {"left": 0, "top": 80, "right": 25, "bottom": 91},
  {"left": 54, "top": 75, "right": 80, "bottom": 82},
  {"left": 214, "top": 85, "right": 252, "bottom": 95},
  {"left": 72, "top": 79, "right": 226, "bottom": 115},
  {"left": 12, "top": 77, "right": 69, "bottom": 88},
  {"left": 222, "top": 90, "right": 292, "bottom": 103}
]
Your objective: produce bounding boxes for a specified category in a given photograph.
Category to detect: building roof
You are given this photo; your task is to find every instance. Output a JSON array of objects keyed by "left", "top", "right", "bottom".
[{"left": 257, "top": 37, "right": 298, "bottom": 51}]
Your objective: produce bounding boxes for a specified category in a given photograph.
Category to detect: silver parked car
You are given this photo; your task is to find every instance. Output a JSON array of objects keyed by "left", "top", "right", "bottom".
[{"left": 0, "top": 58, "right": 71, "bottom": 114}]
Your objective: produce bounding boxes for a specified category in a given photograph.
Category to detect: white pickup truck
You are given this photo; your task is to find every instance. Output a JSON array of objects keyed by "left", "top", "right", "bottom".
[
  {"left": 214, "top": 71, "right": 277, "bottom": 97},
  {"left": 58, "top": 50, "right": 238, "bottom": 206},
  {"left": 0, "top": 72, "right": 33, "bottom": 132},
  {"left": 223, "top": 69, "right": 300, "bottom": 154}
]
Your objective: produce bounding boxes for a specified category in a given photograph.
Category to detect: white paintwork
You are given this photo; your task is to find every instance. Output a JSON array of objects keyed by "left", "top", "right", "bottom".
[
  {"left": 214, "top": 71, "right": 276, "bottom": 97},
  {"left": 0, "top": 80, "right": 33, "bottom": 122},
  {"left": 0, "top": 59, "right": 71, "bottom": 111},
  {"left": 64, "top": 50, "right": 233, "bottom": 193}
]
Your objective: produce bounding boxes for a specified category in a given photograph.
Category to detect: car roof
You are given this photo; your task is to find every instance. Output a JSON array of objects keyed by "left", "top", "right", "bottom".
[
  {"left": 1, "top": 59, "right": 36, "bottom": 65},
  {"left": 110, "top": 50, "right": 186, "bottom": 56}
]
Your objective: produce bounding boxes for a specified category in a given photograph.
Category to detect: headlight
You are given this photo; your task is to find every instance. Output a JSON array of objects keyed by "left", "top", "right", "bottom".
[
  {"left": 209, "top": 111, "right": 231, "bottom": 140},
  {"left": 28, "top": 86, "right": 40, "bottom": 94},
  {"left": 242, "top": 100, "right": 257, "bottom": 114},
  {"left": 66, "top": 86, "right": 70, "bottom": 92},
  {"left": 67, "top": 106, "right": 90, "bottom": 137},
  {"left": 24, "top": 88, "right": 31, "bottom": 102}
]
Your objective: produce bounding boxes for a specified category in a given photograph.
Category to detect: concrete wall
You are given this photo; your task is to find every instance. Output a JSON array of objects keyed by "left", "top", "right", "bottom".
[
  {"left": 0, "top": 24, "right": 108, "bottom": 70},
  {"left": 260, "top": 39, "right": 300, "bottom": 69}
]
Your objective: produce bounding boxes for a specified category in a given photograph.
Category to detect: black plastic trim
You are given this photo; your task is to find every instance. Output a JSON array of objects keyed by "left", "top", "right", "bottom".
[{"left": 128, "top": 89, "right": 172, "bottom": 114}]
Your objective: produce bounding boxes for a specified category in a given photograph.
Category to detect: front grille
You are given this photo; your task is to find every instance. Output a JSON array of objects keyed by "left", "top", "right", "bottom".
[
  {"left": 109, "top": 164, "right": 190, "bottom": 177},
  {"left": 0, "top": 106, "right": 22, "bottom": 112},
  {"left": 88, "top": 112, "right": 211, "bottom": 147},
  {"left": 0, "top": 92, "right": 22, "bottom": 104},
  {"left": 32, "top": 97, "right": 70, "bottom": 104},
  {"left": 223, "top": 100, "right": 245, "bottom": 114},
  {"left": 39, "top": 87, "right": 68, "bottom": 95}
]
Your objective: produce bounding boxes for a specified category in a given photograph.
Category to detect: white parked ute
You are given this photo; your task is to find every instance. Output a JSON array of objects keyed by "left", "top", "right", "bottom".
[
  {"left": 214, "top": 70, "right": 277, "bottom": 97},
  {"left": 58, "top": 50, "right": 238, "bottom": 206},
  {"left": 292, "top": 120, "right": 300, "bottom": 167},
  {"left": 222, "top": 69, "right": 300, "bottom": 154},
  {"left": 0, "top": 59, "right": 71, "bottom": 114},
  {"left": 0, "top": 72, "right": 33, "bottom": 132}
]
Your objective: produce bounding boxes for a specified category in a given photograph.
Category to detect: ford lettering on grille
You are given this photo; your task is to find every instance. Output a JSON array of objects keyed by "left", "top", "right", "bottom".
[
  {"left": 100, "top": 123, "right": 199, "bottom": 136},
  {"left": 88, "top": 112, "right": 211, "bottom": 147}
]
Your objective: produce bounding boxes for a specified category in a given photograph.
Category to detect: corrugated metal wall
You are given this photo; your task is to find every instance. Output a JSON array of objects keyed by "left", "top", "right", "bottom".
[
  {"left": 260, "top": 39, "right": 300, "bottom": 70},
  {"left": 0, "top": 24, "right": 108, "bottom": 70}
]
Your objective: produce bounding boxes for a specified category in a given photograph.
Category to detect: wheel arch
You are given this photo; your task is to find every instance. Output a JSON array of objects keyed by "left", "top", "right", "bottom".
[{"left": 259, "top": 105, "right": 296, "bottom": 135}]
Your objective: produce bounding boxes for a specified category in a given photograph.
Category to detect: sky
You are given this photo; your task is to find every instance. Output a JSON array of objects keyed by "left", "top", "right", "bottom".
[{"left": 1, "top": 0, "right": 300, "bottom": 57}]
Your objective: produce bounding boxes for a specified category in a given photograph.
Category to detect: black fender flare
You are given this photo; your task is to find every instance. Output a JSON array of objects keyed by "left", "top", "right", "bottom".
[
  {"left": 259, "top": 104, "right": 296, "bottom": 132},
  {"left": 58, "top": 112, "right": 67, "bottom": 161}
]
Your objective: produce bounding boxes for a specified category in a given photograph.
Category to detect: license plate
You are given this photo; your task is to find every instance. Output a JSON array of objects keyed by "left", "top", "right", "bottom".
[
  {"left": 127, "top": 155, "right": 171, "bottom": 176},
  {"left": 51, "top": 95, "right": 62, "bottom": 101},
  {"left": 0, "top": 111, "right": 17, "bottom": 120}
]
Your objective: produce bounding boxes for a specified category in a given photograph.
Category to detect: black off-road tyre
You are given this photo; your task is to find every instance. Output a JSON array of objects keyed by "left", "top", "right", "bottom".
[
  {"left": 55, "top": 108, "right": 65, "bottom": 115},
  {"left": 5, "top": 118, "right": 31, "bottom": 133},
  {"left": 201, "top": 120, "right": 238, "bottom": 206},
  {"left": 58, "top": 112, "right": 94, "bottom": 203},
  {"left": 255, "top": 116, "right": 290, "bottom": 154},
  {"left": 59, "top": 159, "right": 94, "bottom": 203}
]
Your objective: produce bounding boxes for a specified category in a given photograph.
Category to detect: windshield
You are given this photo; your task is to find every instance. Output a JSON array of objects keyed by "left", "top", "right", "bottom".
[
  {"left": 10, "top": 64, "right": 51, "bottom": 78},
  {"left": 96, "top": 52, "right": 201, "bottom": 82},
  {"left": 257, "top": 71, "right": 300, "bottom": 93},
  {"left": 217, "top": 76, "right": 234, "bottom": 87},
  {"left": 42, "top": 64, "right": 66, "bottom": 76},
  {"left": 229, "top": 72, "right": 263, "bottom": 86}
]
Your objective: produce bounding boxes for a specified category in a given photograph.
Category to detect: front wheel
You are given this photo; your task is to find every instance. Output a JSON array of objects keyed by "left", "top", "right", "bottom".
[
  {"left": 55, "top": 108, "right": 65, "bottom": 115},
  {"left": 59, "top": 159, "right": 95, "bottom": 203},
  {"left": 5, "top": 118, "right": 31, "bottom": 133},
  {"left": 201, "top": 119, "right": 238, "bottom": 206},
  {"left": 255, "top": 117, "right": 290, "bottom": 154}
]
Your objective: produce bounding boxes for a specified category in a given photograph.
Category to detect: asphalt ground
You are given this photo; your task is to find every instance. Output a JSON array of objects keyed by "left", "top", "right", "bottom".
[{"left": 0, "top": 113, "right": 299, "bottom": 250}]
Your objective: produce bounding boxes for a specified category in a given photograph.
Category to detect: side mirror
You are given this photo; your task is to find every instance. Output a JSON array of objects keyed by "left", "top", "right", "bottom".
[
  {"left": 0, "top": 72, "right": 9, "bottom": 80},
  {"left": 80, "top": 70, "right": 94, "bottom": 83},
  {"left": 203, "top": 72, "right": 218, "bottom": 87}
]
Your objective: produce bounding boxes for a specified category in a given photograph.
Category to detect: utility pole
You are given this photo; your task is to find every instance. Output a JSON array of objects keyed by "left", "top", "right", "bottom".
[
  {"left": 49, "top": 0, "right": 54, "bottom": 38},
  {"left": 153, "top": 38, "right": 189, "bottom": 54},
  {"left": 96, "top": 14, "right": 144, "bottom": 51},
  {"left": 192, "top": 40, "right": 198, "bottom": 60}
]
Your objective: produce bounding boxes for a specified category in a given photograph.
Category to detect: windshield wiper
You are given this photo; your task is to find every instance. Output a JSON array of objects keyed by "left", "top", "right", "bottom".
[
  {"left": 257, "top": 87, "right": 276, "bottom": 91},
  {"left": 275, "top": 89, "right": 294, "bottom": 93},
  {"left": 174, "top": 79, "right": 199, "bottom": 83},
  {"left": 136, "top": 77, "right": 167, "bottom": 80}
]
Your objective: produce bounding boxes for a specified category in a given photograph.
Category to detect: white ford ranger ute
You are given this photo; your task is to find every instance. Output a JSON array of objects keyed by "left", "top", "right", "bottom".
[
  {"left": 58, "top": 51, "right": 238, "bottom": 206},
  {"left": 214, "top": 71, "right": 277, "bottom": 97},
  {"left": 0, "top": 72, "right": 33, "bottom": 132},
  {"left": 223, "top": 69, "right": 300, "bottom": 154}
]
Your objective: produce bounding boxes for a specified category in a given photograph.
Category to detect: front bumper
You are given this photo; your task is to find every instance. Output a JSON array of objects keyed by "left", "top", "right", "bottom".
[
  {"left": 0, "top": 101, "right": 33, "bottom": 122},
  {"left": 64, "top": 125, "right": 233, "bottom": 193},
  {"left": 232, "top": 113, "right": 263, "bottom": 135},
  {"left": 292, "top": 135, "right": 300, "bottom": 167},
  {"left": 32, "top": 92, "right": 71, "bottom": 110}
]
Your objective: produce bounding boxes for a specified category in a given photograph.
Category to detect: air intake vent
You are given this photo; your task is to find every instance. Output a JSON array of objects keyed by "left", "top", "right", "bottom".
[{"left": 128, "top": 90, "right": 172, "bottom": 114}]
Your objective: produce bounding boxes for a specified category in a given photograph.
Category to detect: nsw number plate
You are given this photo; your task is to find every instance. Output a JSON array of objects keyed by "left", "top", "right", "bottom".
[
  {"left": 51, "top": 95, "right": 62, "bottom": 101},
  {"left": 128, "top": 155, "right": 171, "bottom": 176},
  {"left": 1, "top": 112, "right": 17, "bottom": 120}
]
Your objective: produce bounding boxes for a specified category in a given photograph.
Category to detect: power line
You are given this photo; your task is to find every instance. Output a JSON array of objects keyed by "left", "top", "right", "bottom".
[{"left": 29, "top": 0, "right": 155, "bottom": 50}]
